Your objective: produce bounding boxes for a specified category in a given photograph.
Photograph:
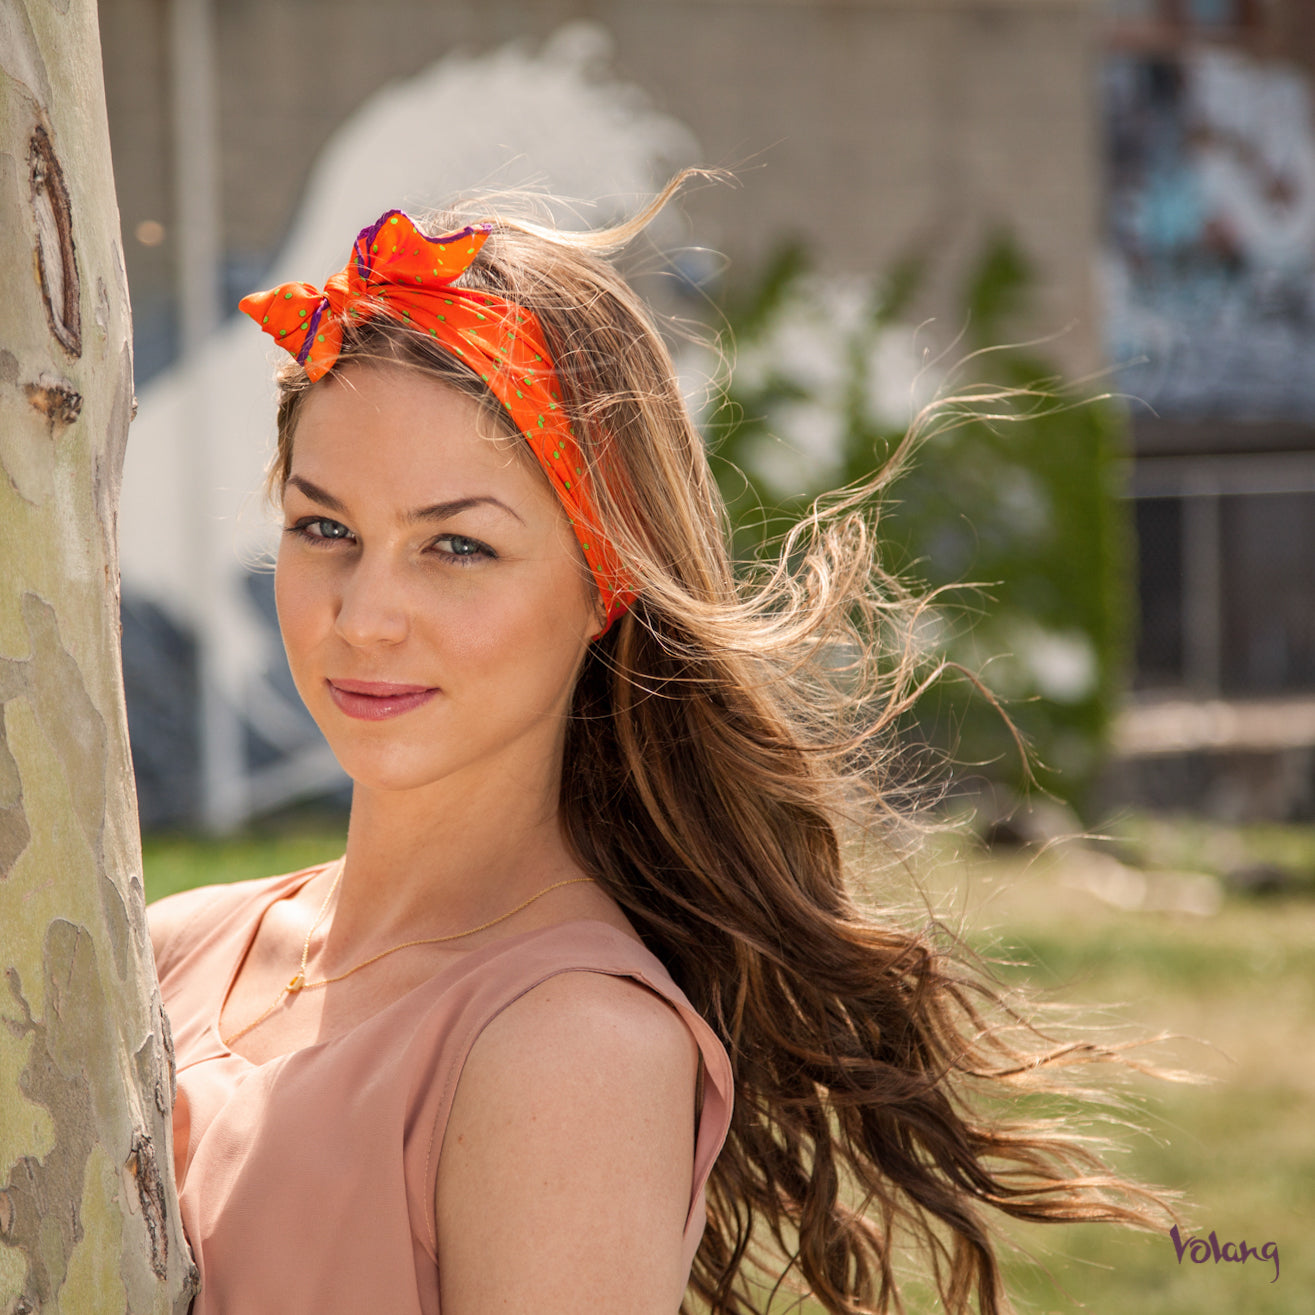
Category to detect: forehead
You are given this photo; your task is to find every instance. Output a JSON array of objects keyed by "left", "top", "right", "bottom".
[{"left": 288, "top": 363, "right": 545, "bottom": 502}]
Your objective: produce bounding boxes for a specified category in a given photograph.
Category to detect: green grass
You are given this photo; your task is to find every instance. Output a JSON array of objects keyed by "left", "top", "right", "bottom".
[
  {"left": 142, "top": 814, "right": 346, "bottom": 903},
  {"left": 143, "top": 816, "right": 1315, "bottom": 1313},
  {"left": 891, "top": 839, "right": 1314, "bottom": 1315},
  {"left": 1105, "top": 810, "right": 1315, "bottom": 897}
]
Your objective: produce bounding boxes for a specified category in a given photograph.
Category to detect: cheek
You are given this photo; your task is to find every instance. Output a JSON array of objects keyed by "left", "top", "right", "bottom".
[
  {"left": 442, "top": 570, "right": 594, "bottom": 701},
  {"left": 273, "top": 552, "right": 321, "bottom": 665},
  {"left": 446, "top": 586, "right": 572, "bottom": 668}
]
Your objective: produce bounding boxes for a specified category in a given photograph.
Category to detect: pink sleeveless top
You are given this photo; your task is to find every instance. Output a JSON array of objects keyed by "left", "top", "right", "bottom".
[{"left": 153, "top": 867, "right": 734, "bottom": 1315}]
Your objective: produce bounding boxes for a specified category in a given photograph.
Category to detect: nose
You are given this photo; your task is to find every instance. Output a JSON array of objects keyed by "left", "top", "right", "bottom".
[{"left": 333, "top": 551, "right": 410, "bottom": 648}]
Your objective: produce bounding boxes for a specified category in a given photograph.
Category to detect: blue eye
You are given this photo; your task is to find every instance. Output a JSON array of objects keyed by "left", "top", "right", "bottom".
[
  {"left": 435, "top": 534, "right": 494, "bottom": 563},
  {"left": 441, "top": 535, "right": 479, "bottom": 555},
  {"left": 288, "top": 517, "right": 353, "bottom": 542},
  {"left": 309, "top": 519, "right": 351, "bottom": 539}
]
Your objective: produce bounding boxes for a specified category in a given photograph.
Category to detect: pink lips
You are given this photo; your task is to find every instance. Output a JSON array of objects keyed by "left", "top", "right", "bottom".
[{"left": 327, "top": 679, "right": 438, "bottom": 721}]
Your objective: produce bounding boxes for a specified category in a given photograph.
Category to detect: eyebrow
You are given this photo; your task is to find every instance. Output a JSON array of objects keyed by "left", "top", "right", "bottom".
[{"left": 285, "top": 475, "right": 524, "bottom": 525}]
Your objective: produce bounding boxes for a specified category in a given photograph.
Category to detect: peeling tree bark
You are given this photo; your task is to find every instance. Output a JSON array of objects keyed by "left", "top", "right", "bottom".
[{"left": 0, "top": 2, "right": 197, "bottom": 1311}]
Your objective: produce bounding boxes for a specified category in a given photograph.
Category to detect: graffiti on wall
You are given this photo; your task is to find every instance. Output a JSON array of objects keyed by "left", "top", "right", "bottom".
[{"left": 1103, "top": 47, "right": 1315, "bottom": 419}]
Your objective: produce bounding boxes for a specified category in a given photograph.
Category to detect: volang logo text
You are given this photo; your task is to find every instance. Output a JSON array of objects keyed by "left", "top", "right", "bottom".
[{"left": 1170, "top": 1225, "right": 1279, "bottom": 1283}]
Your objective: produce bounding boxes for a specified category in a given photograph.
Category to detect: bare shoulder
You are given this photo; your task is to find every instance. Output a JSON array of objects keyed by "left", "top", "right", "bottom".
[
  {"left": 437, "top": 970, "right": 701, "bottom": 1315},
  {"left": 478, "top": 967, "right": 698, "bottom": 1078}
]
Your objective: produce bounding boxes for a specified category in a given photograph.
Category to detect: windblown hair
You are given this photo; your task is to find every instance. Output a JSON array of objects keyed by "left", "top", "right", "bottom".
[{"left": 270, "top": 182, "right": 1172, "bottom": 1314}]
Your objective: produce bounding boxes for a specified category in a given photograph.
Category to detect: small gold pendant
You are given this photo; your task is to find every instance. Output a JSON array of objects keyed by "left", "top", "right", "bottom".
[{"left": 287, "top": 973, "right": 304, "bottom": 993}]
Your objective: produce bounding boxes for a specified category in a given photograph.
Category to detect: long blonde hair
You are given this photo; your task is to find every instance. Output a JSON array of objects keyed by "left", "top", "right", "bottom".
[{"left": 271, "top": 182, "right": 1171, "bottom": 1314}]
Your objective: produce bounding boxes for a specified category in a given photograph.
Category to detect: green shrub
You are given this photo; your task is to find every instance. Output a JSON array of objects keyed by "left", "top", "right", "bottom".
[{"left": 704, "top": 234, "right": 1134, "bottom": 814}]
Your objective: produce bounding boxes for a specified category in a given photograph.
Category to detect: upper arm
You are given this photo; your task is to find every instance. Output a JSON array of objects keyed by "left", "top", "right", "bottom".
[{"left": 436, "top": 970, "right": 701, "bottom": 1315}]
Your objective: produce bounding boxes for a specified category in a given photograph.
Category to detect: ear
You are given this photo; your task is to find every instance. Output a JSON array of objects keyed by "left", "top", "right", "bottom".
[{"left": 584, "top": 594, "right": 607, "bottom": 645}]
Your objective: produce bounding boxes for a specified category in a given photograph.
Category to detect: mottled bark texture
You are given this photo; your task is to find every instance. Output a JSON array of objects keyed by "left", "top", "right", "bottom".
[{"left": 0, "top": 2, "right": 197, "bottom": 1311}]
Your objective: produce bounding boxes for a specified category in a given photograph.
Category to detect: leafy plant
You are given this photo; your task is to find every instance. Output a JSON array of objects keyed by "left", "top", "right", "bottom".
[{"left": 704, "top": 234, "right": 1134, "bottom": 814}]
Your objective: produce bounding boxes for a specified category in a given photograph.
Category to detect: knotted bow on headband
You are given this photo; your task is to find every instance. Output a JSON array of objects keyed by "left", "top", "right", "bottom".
[{"left": 239, "top": 209, "right": 634, "bottom": 633}]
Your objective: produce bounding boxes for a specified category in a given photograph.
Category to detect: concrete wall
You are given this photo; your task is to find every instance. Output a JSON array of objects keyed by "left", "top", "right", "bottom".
[{"left": 99, "top": 0, "right": 1104, "bottom": 378}]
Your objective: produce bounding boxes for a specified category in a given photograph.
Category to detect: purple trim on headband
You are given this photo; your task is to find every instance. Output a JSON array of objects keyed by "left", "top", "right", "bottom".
[
  {"left": 352, "top": 210, "right": 493, "bottom": 282},
  {"left": 296, "top": 300, "right": 327, "bottom": 365},
  {"left": 435, "top": 222, "right": 492, "bottom": 245},
  {"left": 353, "top": 212, "right": 388, "bottom": 278}
]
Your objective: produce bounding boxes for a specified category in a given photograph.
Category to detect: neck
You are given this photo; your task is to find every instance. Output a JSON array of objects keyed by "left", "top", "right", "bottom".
[{"left": 326, "top": 752, "right": 582, "bottom": 951}]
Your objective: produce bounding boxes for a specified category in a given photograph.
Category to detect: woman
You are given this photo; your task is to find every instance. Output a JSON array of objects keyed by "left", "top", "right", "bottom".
[{"left": 149, "top": 192, "right": 1165, "bottom": 1315}]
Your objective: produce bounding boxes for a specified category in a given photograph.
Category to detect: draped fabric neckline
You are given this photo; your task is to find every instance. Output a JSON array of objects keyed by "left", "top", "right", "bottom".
[{"left": 203, "top": 865, "right": 646, "bottom": 1072}]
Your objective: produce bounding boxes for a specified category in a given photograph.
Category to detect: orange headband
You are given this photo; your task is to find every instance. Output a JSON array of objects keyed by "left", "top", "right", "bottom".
[{"left": 239, "top": 209, "right": 635, "bottom": 633}]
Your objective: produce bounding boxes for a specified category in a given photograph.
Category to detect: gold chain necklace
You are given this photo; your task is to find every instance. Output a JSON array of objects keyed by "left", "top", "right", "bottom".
[{"left": 221, "top": 861, "right": 595, "bottom": 1049}]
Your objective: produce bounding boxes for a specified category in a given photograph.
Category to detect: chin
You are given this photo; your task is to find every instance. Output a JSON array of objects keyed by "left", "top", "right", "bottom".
[
  {"left": 315, "top": 698, "right": 567, "bottom": 800},
  {"left": 329, "top": 745, "right": 457, "bottom": 796}
]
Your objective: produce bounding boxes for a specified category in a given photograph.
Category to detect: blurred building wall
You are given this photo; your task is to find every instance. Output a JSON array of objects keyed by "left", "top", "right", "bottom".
[
  {"left": 1104, "top": 0, "right": 1315, "bottom": 697},
  {"left": 100, "top": 0, "right": 1106, "bottom": 385},
  {"left": 1101, "top": 0, "right": 1315, "bottom": 819}
]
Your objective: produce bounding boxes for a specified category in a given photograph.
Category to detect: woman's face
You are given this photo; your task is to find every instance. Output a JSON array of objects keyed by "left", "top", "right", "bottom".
[{"left": 274, "top": 363, "right": 601, "bottom": 800}]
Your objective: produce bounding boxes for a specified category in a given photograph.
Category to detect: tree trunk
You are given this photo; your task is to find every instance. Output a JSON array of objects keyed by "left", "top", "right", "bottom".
[{"left": 0, "top": 2, "right": 197, "bottom": 1311}]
